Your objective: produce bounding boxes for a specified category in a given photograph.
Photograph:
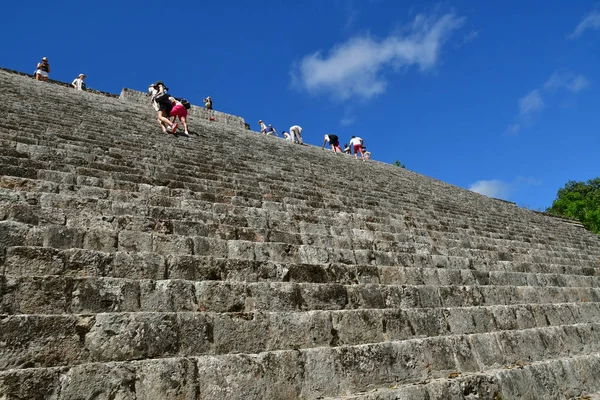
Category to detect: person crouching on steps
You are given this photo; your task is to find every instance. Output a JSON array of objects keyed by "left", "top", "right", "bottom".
[
  {"left": 151, "top": 81, "right": 178, "bottom": 134},
  {"left": 322, "top": 134, "right": 341, "bottom": 152},
  {"left": 168, "top": 97, "right": 190, "bottom": 136}
]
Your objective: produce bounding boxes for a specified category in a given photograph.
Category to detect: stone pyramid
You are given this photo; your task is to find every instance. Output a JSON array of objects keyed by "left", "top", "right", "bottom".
[{"left": 1, "top": 68, "right": 600, "bottom": 399}]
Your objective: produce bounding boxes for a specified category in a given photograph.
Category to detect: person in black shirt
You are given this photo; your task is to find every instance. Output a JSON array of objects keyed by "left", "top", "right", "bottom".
[{"left": 322, "top": 134, "right": 342, "bottom": 152}]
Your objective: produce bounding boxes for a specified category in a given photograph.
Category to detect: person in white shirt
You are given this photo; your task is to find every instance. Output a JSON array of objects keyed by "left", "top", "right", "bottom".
[
  {"left": 71, "top": 74, "right": 86, "bottom": 90},
  {"left": 349, "top": 136, "right": 366, "bottom": 160},
  {"left": 259, "top": 120, "right": 267, "bottom": 134},
  {"left": 289, "top": 125, "right": 303, "bottom": 144},
  {"left": 281, "top": 131, "right": 292, "bottom": 141}
]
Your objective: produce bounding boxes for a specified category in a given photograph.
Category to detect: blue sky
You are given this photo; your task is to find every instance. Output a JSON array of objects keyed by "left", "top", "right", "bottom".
[{"left": 2, "top": 0, "right": 599, "bottom": 210}]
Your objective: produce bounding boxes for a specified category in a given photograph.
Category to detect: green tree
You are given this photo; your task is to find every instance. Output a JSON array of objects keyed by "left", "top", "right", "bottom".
[
  {"left": 393, "top": 160, "right": 406, "bottom": 168},
  {"left": 546, "top": 178, "right": 600, "bottom": 234}
]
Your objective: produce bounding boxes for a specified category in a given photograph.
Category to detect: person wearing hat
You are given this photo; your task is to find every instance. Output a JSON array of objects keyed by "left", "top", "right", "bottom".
[
  {"left": 35, "top": 57, "right": 50, "bottom": 81},
  {"left": 151, "top": 81, "right": 178, "bottom": 134},
  {"left": 204, "top": 96, "right": 212, "bottom": 110},
  {"left": 71, "top": 73, "right": 87, "bottom": 91}
]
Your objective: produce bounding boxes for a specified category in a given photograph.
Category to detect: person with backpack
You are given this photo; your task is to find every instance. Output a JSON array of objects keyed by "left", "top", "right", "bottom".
[
  {"left": 71, "top": 73, "right": 86, "bottom": 90},
  {"left": 322, "top": 134, "right": 341, "bottom": 152},
  {"left": 168, "top": 97, "right": 190, "bottom": 136},
  {"left": 34, "top": 57, "right": 50, "bottom": 81},
  {"left": 349, "top": 135, "right": 366, "bottom": 161},
  {"left": 150, "top": 81, "right": 178, "bottom": 134}
]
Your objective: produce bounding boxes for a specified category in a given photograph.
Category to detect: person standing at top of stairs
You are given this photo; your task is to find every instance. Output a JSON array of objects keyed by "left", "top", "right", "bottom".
[{"left": 34, "top": 57, "right": 50, "bottom": 81}]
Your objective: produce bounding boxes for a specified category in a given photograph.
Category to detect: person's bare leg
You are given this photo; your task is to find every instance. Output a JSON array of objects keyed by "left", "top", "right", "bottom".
[
  {"left": 181, "top": 116, "right": 189, "bottom": 134},
  {"left": 35, "top": 73, "right": 41, "bottom": 81}
]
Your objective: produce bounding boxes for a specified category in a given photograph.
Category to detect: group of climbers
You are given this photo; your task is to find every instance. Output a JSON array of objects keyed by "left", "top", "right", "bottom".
[
  {"left": 323, "top": 134, "right": 370, "bottom": 161},
  {"left": 258, "top": 120, "right": 304, "bottom": 145},
  {"left": 32, "top": 56, "right": 371, "bottom": 159}
]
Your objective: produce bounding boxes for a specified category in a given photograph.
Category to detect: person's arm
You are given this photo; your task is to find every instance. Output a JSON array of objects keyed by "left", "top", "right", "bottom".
[
  {"left": 72, "top": 79, "right": 77, "bottom": 88},
  {"left": 47, "top": 64, "right": 50, "bottom": 73},
  {"left": 321, "top": 138, "right": 327, "bottom": 149},
  {"left": 37, "top": 63, "right": 42, "bottom": 69}
]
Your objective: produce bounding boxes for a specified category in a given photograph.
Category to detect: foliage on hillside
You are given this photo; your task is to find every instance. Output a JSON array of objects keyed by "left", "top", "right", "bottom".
[{"left": 546, "top": 178, "right": 600, "bottom": 234}]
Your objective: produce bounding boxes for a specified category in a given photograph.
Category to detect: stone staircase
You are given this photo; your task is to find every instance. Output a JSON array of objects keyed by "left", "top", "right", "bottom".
[{"left": 1, "top": 68, "right": 600, "bottom": 399}]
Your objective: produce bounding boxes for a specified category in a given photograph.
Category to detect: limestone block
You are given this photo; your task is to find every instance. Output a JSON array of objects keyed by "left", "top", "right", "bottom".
[
  {"left": 152, "top": 233, "right": 193, "bottom": 255},
  {"left": 266, "top": 310, "right": 333, "bottom": 350},
  {"left": 85, "top": 313, "right": 178, "bottom": 362},
  {"left": 58, "top": 362, "right": 138, "bottom": 400},
  {"left": 135, "top": 358, "right": 199, "bottom": 400},
  {"left": 113, "top": 251, "right": 165, "bottom": 280},
  {"left": 117, "top": 231, "right": 153, "bottom": 253},
  {"left": 212, "top": 312, "right": 269, "bottom": 354},
  {"left": 0, "top": 367, "right": 65, "bottom": 400},
  {"left": 4, "top": 246, "right": 65, "bottom": 276},
  {"left": 70, "top": 278, "right": 140, "bottom": 313},
  {"left": 140, "top": 280, "right": 197, "bottom": 312},
  {"left": 82, "top": 229, "right": 118, "bottom": 252},
  {"left": 193, "top": 236, "right": 228, "bottom": 258},
  {"left": 41, "top": 225, "right": 84, "bottom": 250},
  {"left": 63, "top": 248, "right": 115, "bottom": 277},
  {"left": 0, "top": 221, "right": 31, "bottom": 257},
  {"left": 227, "top": 240, "right": 255, "bottom": 260},
  {"left": 0, "top": 315, "right": 82, "bottom": 369},
  {"left": 1, "top": 277, "right": 70, "bottom": 314},
  {"left": 249, "top": 283, "right": 304, "bottom": 312}
]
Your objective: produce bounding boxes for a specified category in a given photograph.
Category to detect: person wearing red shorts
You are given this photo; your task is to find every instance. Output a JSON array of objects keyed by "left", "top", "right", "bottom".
[
  {"left": 349, "top": 136, "right": 366, "bottom": 161},
  {"left": 168, "top": 97, "right": 190, "bottom": 136}
]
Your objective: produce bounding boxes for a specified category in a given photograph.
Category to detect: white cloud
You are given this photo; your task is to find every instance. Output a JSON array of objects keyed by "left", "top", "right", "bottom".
[
  {"left": 569, "top": 11, "right": 600, "bottom": 39},
  {"left": 506, "top": 70, "right": 589, "bottom": 134},
  {"left": 292, "top": 13, "right": 465, "bottom": 100},
  {"left": 544, "top": 70, "right": 590, "bottom": 93},
  {"left": 469, "top": 176, "right": 542, "bottom": 200},
  {"left": 519, "top": 89, "right": 545, "bottom": 116},
  {"left": 469, "top": 180, "right": 512, "bottom": 199}
]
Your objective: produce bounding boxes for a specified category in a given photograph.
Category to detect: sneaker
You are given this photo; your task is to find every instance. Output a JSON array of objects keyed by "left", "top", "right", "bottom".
[
  {"left": 183, "top": 131, "right": 190, "bottom": 137},
  {"left": 170, "top": 123, "right": 178, "bottom": 134}
]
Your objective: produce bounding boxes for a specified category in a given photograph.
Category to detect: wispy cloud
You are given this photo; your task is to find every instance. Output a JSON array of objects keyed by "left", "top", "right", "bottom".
[
  {"left": 340, "top": 108, "right": 356, "bottom": 126},
  {"left": 457, "top": 30, "right": 479, "bottom": 47},
  {"left": 544, "top": 70, "right": 590, "bottom": 93},
  {"left": 469, "top": 180, "right": 512, "bottom": 199},
  {"left": 519, "top": 89, "right": 545, "bottom": 116},
  {"left": 506, "top": 69, "right": 589, "bottom": 135},
  {"left": 569, "top": 11, "right": 600, "bottom": 39},
  {"left": 469, "top": 176, "right": 542, "bottom": 200},
  {"left": 292, "top": 12, "right": 465, "bottom": 100}
]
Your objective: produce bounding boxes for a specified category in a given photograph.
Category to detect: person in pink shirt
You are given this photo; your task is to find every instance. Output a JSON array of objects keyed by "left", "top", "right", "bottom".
[{"left": 168, "top": 97, "right": 190, "bottom": 136}]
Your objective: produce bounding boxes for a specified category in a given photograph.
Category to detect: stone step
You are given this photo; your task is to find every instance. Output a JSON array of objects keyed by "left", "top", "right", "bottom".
[
  {"left": 2, "top": 275, "right": 600, "bottom": 315},
  {"left": 0, "top": 141, "right": 596, "bottom": 255},
  {"left": 1, "top": 134, "right": 596, "bottom": 244},
  {"left": 320, "top": 355, "right": 600, "bottom": 399},
  {"left": 2, "top": 304, "right": 600, "bottom": 370},
  {"left": 5, "top": 246, "right": 600, "bottom": 289},
  {"left": 3, "top": 190, "right": 598, "bottom": 270},
  {"left": 2, "top": 329, "right": 600, "bottom": 399},
  {"left": 1, "top": 171, "right": 596, "bottom": 262}
]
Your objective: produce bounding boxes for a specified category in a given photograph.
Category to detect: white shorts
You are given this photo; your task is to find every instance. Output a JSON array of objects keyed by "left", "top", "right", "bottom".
[{"left": 36, "top": 70, "right": 49, "bottom": 78}]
